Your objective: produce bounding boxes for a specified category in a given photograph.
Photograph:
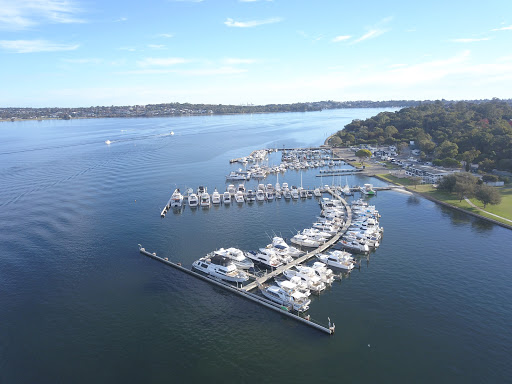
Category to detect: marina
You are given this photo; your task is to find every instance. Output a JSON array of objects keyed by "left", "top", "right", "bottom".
[{"left": 3, "top": 109, "right": 511, "bottom": 383}]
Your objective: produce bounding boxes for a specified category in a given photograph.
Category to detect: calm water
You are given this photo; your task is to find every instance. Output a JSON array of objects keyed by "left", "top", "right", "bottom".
[{"left": 1, "top": 109, "right": 511, "bottom": 383}]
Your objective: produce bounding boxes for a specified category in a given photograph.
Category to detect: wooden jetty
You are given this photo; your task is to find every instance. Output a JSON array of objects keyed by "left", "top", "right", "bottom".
[
  {"left": 139, "top": 245, "right": 335, "bottom": 335},
  {"left": 242, "top": 188, "right": 352, "bottom": 292}
]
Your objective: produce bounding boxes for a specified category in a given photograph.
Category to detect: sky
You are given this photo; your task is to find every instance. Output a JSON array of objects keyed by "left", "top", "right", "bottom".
[{"left": 1, "top": 0, "right": 512, "bottom": 107}]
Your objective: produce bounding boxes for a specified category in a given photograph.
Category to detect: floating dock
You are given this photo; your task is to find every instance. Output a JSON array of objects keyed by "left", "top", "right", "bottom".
[{"left": 139, "top": 245, "right": 335, "bottom": 335}]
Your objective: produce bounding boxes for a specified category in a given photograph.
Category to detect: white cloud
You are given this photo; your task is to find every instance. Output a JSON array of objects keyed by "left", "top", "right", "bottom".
[
  {"left": 62, "top": 58, "right": 102, "bottom": 64},
  {"left": 491, "top": 25, "right": 512, "bottom": 31},
  {"left": 224, "top": 17, "right": 282, "bottom": 28},
  {"left": 119, "top": 67, "right": 247, "bottom": 76},
  {"left": 332, "top": 35, "right": 351, "bottom": 42},
  {"left": 353, "top": 29, "right": 387, "bottom": 44},
  {"left": 137, "top": 57, "right": 189, "bottom": 67},
  {"left": 0, "top": 0, "right": 84, "bottom": 30},
  {"left": 157, "top": 33, "right": 174, "bottom": 38},
  {"left": 113, "top": 17, "right": 127, "bottom": 22},
  {"left": 147, "top": 44, "right": 167, "bottom": 50},
  {"left": 450, "top": 37, "right": 490, "bottom": 43},
  {"left": 0, "top": 39, "right": 79, "bottom": 53},
  {"left": 223, "top": 58, "right": 256, "bottom": 65},
  {"left": 352, "top": 17, "right": 392, "bottom": 44}
]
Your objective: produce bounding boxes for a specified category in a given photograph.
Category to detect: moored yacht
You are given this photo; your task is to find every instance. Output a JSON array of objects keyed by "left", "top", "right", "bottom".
[
  {"left": 200, "top": 192, "right": 211, "bottom": 207},
  {"left": 223, "top": 191, "right": 231, "bottom": 204},
  {"left": 211, "top": 247, "right": 254, "bottom": 270},
  {"left": 246, "top": 189, "right": 256, "bottom": 202},
  {"left": 316, "top": 250, "right": 354, "bottom": 271},
  {"left": 283, "top": 266, "right": 326, "bottom": 294},
  {"left": 235, "top": 190, "right": 245, "bottom": 203},
  {"left": 188, "top": 193, "right": 199, "bottom": 207},
  {"left": 259, "top": 284, "right": 310, "bottom": 312},
  {"left": 170, "top": 188, "right": 184, "bottom": 207},
  {"left": 211, "top": 189, "right": 221, "bottom": 205},
  {"left": 192, "top": 254, "right": 249, "bottom": 283},
  {"left": 245, "top": 249, "right": 283, "bottom": 269}
]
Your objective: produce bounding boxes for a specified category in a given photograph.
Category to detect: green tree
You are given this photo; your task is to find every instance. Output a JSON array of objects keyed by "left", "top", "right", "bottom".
[
  {"left": 355, "top": 149, "right": 372, "bottom": 164},
  {"left": 329, "top": 136, "right": 342, "bottom": 146},
  {"left": 384, "top": 125, "right": 399, "bottom": 138},
  {"left": 436, "top": 140, "right": 459, "bottom": 160},
  {"left": 475, "top": 184, "right": 502, "bottom": 208}
]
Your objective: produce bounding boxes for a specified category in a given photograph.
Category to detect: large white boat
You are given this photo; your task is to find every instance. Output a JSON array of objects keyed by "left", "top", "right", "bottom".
[
  {"left": 290, "top": 187, "right": 299, "bottom": 200},
  {"left": 316, "top": 250, "right": 355, "bottom": 270},
  {"left": 188, "top": 193, "right": 199, "bottom": 207},
  {"left": 336, "top": 238, "right": 369, "bottom": 254},
  {"left": 200, "top": 192, "right": 211, "bottom": 207},
  {"left": 290, "top": 233, "right": 322, "bottom": 248},
  {"left": 192, "top": 255, "right": 249, "bottom": 283},
  {"left": 275, "top": 276, "right": 310, "bottom": 296},
  {"left": 259, "top": 285, "right": 311, "bottom": 312},
  {"left": 283, "top": 266, "right": 326, "bottom": 294},
  {"left": 256, "top": 189, "right": 265, "bottom": 201},
  {"left": 227, "top": 184, "right": 236, "bottom": 196},
  {"left": 245, "top": 249, "right": 283, "bottom": 269},
  {"left": 226, "top": 171, "right": 248, "bottom": 181},
  {"left": 271, "top": 236, "right": 304, "bottom": 258},
  {"left": 313, "top": 188, "right": 322, "bottom": 197},
  {"left": 223, "top": 191, "right": 231, "bottom": 204},
  {"left": 211, "top": 247, "right": 254, "bottom": 270},
  {"left": 211, "top": 189, "right": 221, "bottom": 205},
  {"left": 170, "top": 188, "right": 184, "bottom": 207},
  {"left": 235, "top": 190, "right": 245, "bottom": 203},
  {"left": 309, "top": 263, "right": 335, "bottom": 285}
]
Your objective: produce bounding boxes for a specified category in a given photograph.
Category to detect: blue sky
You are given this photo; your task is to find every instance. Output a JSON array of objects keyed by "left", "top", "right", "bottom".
[{"left": 1, "top": 0, "right": 511, "bottom": 107}]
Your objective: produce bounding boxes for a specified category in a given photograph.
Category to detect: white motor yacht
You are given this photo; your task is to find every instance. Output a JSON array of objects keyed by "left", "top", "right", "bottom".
[
  {"left": 200, "top": 192, "right": 211, "bottom": 207},
  {"left": 309, "top": 263, "right": 335, "bottom": 285},
  {"left": 192, "top": 255, "right": 249, "bottom": 283},
  {"left": 283, "top": 266, "right": 326, "bottom": 294},
  {"left": 223, "top": 191, "right": 231, "bottom": 204},
  {"left": 245, "top": 249, "right": 283, "bottom": 269},
  {"left": 235, "top": 190, "right": 245, "bottom": 203},
  {"left": 275, "top": 276, "right": 311, "bottom": 296},
  {"left": 259, "top": 285, "right": 310, "bottom": 312},
  {"left": 211, "top": 189, "right": 221, "bottom": 205},
  {"left": 266, "top": 190, "right": 275, "bottom": 200},
  {"left": 211, "top": 247, "right": 254, "bottom": 270},
  {"left": 290, "top": 187, "right": 299, "bottom": 200},
  {"left": 313, "top": 188, "right": 322, "bottom": 197},
  {"left": 227, "top": 184, "right": 236, "bottom": 196},
  {"left": 271, "top": 237, "right": 304, "bottom": 258},
  {"left": 237, "top": 183, "right": 246, "bottom": 193},
  {"left": 170, "top": 188, "right": 184, "bottom": 207},
  {"left": 316, "top": 251, "right": 354, "bottom": 271},
  {"left": 188, "top": 193, "right": 199, "bottom": 207},
  {"left": 256, "top": 189, "right": 266, "bottom": 201},
  {"left": 290, "top": 233, "right": 322, "bottom": 248}
]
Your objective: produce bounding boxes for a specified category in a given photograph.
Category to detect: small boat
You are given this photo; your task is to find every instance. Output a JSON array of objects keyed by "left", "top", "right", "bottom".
[
  {"left": 105, "top": 140, "right": 111, "bottom": 145},
  {"left": 197, "top": 185, "right": 207, "bottom": 195},
  {"left": 192, "top": 255, "right": 249, "bottom": 283},
  {"left": 226, "top": 171, "right": 248, "bottom": 181},
  {"left": 360, "top": 183, "right": 376, "bottom": 196},
  {"left": 313, "top": 188, "right": 322, "bottom": 197},
  {"left": 200, "top": 192, "right": 211, "bottom": 207},
  {"left": 188, "top": 193, "right": 199, "bottom": 207},
  {"left": 237, "top": 183, "right": 246, "bottom": 194},
  {"left": 223, "top": 191, "right": 231, "bottom": 204},
  {"left": 211, "top": 189, "right": 221, "bottom": 205},
  {"left": 259, "top": 285, "right": 311, "bottom": 312},
  {"left": 291, "top": 187, "right": 299, "bottom": 200},
  {"left": 170, "top": 131, "right": 174, "bottom": 135},
  {"left": 170, "top": 188, "right": 184, "bottom": 207},
  {"left": 227, "top": 184, "right": 236, "bottom": 196},
  {"left": 272, "top": 237, "right": 304, "bottom": 258}
]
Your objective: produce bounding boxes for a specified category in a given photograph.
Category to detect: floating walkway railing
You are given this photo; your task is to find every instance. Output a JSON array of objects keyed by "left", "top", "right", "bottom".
[{"left": 138, "top": 245, "right": 335, "bottom": 335}]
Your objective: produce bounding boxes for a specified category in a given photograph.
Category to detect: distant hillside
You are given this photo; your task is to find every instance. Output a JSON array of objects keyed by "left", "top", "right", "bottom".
[
  {"left": 329, "top": 99, "right": 512, "bottom": 172},
  {"left": 2, "top": 98, "right": 511, "bottom": 121}
]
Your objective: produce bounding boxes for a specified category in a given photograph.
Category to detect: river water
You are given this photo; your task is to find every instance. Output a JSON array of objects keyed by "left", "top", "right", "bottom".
[{"left": 1, "top": 109, "right": 510, "bottom": 383}]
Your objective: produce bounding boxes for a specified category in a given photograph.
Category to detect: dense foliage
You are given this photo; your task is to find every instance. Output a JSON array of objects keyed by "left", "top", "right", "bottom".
[{"left": 331, "top": 100, "right": 512, "bottom": 172}]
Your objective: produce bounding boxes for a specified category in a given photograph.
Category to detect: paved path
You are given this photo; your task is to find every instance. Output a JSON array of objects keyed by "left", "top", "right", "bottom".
[{"left": 464, "top": 198, "right": 512, "bottom": 224}]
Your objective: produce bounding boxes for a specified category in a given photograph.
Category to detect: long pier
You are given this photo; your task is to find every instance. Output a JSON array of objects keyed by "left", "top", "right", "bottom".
[
  {"left": 242, "top": 188, "right": 352, "bottom": 292},
  {"left": 139, "top": 245, "right": 335, "bottom": 335}
]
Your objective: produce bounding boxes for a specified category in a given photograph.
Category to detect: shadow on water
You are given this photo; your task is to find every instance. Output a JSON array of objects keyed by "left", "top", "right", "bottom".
[
  {"left": 438, "top": 205, "right": 472, "bottom": 226},
  {"left": 406, "top": 195, "right": 421, "bottom": 205},
  {"left": 471, "top": 217, "right": 495, "bottom": 232}
]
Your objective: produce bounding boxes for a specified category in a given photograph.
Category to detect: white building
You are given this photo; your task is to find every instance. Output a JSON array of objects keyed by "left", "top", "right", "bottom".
[{"left": 405, "top": 164, "right": 460, "bottom": 184}]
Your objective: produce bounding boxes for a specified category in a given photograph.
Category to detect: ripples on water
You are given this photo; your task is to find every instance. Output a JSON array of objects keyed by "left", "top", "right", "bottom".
[{"left": 0, "top": 110, "right": 511, "bottom": 383}]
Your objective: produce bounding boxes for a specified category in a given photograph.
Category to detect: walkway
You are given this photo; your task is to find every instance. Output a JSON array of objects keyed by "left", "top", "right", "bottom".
[{"left": 464, "top": 198, "right": 512, "bottom": 224}]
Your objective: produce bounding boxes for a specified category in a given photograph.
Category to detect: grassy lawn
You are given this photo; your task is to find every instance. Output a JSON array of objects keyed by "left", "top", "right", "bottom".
[{"left": 377, "top": 173, "right": 512, "bottom": 225}]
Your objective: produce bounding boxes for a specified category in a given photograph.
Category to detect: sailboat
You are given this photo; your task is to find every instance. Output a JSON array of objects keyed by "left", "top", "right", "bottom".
[{"left": 342, "top": 177, "right": 352, "bottom": 196}]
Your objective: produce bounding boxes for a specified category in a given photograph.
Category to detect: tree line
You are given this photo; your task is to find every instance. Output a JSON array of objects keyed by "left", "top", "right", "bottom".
[{"left": 330, "top": 99, "right": 512, "bottom": 172}]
